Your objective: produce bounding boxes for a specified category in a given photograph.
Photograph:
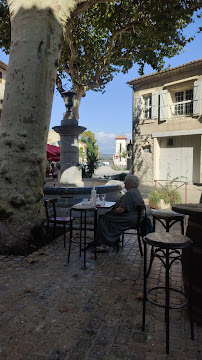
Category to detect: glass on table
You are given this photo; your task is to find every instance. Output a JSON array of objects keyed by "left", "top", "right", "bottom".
[
  {"left": 96, "top": 194, "right": 101, "bottom": 205},
  {"left": 100, "top": 194, "right": 106, "bottom": 205}
]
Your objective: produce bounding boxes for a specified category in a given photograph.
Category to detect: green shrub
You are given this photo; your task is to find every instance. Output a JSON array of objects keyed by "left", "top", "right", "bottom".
[{"left": 149, "top": 188, "right": 181, "bottom": 205}]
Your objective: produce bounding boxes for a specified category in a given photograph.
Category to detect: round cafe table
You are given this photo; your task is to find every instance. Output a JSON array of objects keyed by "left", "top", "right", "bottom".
[
  {"left": 172, "top": 203, "right": 202, "bottom": 324},
  {"left": 68, "top": 201, "right": 115, "bottom": 269}
]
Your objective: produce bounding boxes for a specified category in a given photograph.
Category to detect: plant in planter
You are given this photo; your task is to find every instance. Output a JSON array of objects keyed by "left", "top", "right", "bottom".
[{"left": 149, "top": 187, "right": 182, "bottom": 209}]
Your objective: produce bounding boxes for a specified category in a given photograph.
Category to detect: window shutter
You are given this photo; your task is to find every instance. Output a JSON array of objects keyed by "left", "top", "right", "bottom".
[
  {"left": 193, "top": 81, "right": 201, "bottom": 116},
  {"left": 151, "top": 92, "right": 158, "bottom": 119},
  {"left": 160, "top": 90, "right": 167, "bottom": 121},
  {"left": 134, "top": 95, "right": 141, "bottom": 122}
]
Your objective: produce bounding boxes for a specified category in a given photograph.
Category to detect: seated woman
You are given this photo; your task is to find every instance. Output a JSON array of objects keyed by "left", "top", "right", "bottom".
[{"left": 95, "top": 174, "right": 144, "bottom": 252}]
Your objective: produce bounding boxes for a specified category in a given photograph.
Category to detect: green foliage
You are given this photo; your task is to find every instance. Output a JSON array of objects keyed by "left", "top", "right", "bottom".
[
  {"left": 57, "top": 0, "right": 202, "bottom": 99},
  {"left": 79, "top": 147, "right": 85, "bottom": 163},
  {"left": 149, "top": 187, "right": 181, "bottom": 205},
  {"left": 80, "top": 131, "right": 99, "bottom": 178},
  {"left": 121, "top": 150, "right": 128, "bottom": 159},
  {"left": 0, "top": 0, "right": 10, "bottom": 54},
  {"left": 1, "top": 1, "right": 201, "bottom": 99},
  {"left": 149, "top": 168, "right": 186, "bottom": 205}
]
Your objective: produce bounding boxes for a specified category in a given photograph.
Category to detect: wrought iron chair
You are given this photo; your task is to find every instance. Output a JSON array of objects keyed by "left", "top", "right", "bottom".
[
  {"left": 119, "top": 204, "right": 147, "bottom": 255},
  {"left": 45, "top": 198, "right": 71, "bottom": 248}
]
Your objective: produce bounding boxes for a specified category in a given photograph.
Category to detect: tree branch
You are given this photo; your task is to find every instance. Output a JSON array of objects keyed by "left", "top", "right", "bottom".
[
  {"left": 94, "top": 20, "right": 141, "bottom": 83},
  {"left": 67, "top": 29, "right": 77, "bottom": 80},
  {"left": 67, "top": 0, "right": 117, "bottom": 27},
  {"left": 66, "top": 18, "right": 141, "bottom": 93},
  {"left": 56, "top": 75, "right": 65, "bottom": 97}
]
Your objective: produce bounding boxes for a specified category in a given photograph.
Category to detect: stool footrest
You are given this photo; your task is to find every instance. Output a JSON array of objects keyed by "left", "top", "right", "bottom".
[
  {"left": 70, "top": 236, "right": 94, "bottom": 245},
  {"left": 147, "top": 286, "right": 188, "bottom": 309}
]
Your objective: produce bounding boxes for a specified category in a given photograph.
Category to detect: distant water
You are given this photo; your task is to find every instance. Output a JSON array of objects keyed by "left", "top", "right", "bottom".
[{"left": 94, "top": 165, "right": 129, "bottom": 177}]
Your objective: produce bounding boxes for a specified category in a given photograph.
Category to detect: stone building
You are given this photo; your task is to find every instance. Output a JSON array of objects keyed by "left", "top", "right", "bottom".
[
  {"left": 128, "top": 59, "right": 202, "bottom": 184},
  {"left": 0, "top": 60, "right": 7, "bottom": 122}
]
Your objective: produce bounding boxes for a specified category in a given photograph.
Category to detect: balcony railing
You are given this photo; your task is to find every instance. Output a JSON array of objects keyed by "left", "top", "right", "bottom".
[{"left": 170, "top": 100, "right": 193, "bottom": 116}]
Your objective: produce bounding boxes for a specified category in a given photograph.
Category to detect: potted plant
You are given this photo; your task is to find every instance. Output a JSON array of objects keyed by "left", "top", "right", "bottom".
[{"left": 149, "top": 187, "right": 182, "bottom": 210}]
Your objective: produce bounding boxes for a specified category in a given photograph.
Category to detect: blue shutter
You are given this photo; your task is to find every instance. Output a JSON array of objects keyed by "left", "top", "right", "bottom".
[
  {"left": 134, "top": 96, "right": 141, "bottom": 122},
  {"left": 151, "top": 92, "right": 158, "bottom": 119},
  {"left": 193, "top": 81, "right": 201, "bottom": 116},
  {"left": 160, "top": 90, "right": 167, "bottom": 121}
]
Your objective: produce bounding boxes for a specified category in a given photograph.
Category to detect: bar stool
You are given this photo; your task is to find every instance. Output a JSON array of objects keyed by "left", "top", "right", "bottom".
[
  {"left": 142, "top": 232, "right": 194, "bottom": 354},
  {"left": 152, "top": 209, "right": 184, "bottom": 234},
  {"left": 68, "top": 205, "right": 97, "bottom": 269}
]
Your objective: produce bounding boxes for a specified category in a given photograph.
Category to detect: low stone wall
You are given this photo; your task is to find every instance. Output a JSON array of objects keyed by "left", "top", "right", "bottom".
[
  {"left": 45, "top": 178, "right": 109, "bottom": 187},
  {"left": 43, "top": 183, "right": 124, "bottom": 217}
]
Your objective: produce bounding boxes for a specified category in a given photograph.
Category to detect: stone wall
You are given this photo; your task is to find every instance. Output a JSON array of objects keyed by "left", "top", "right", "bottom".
[{"left": 133, "top": 130, "right": 153, "bottom": 184}]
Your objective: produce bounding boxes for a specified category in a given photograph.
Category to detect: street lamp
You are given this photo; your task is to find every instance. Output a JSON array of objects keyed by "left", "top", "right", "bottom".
[{"left": 127, "top": 140, "right": 133, "bottom": 158}]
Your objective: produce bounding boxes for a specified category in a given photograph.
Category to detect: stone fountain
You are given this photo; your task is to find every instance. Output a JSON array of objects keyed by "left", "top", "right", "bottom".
[
  {"left": 44, "top": 91, "right": 123, "bottom": 215},
  {"left": 53, "top": 91, "right": 86, "bottom": 187}
]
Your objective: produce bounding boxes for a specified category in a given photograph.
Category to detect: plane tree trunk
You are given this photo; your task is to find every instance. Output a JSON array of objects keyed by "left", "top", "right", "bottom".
[{"left": 0, "top": 0, "right": 78, "bottom": 253}]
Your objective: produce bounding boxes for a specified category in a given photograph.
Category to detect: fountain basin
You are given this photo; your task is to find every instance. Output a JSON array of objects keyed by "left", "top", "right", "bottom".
[{"left": 44, "top": 179, "right": 124, "bottom": 216}]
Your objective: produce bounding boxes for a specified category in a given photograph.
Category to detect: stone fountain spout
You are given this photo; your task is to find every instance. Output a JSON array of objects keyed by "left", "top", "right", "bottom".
[{"left": 53, "top": 91, "right": 86, "bottom": 187}]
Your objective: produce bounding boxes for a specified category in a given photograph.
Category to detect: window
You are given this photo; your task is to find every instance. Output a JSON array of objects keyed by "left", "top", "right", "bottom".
[
  {"left": 167, "top": 138, "right": 173, "bottom": 147},
  {"left": 174, "top": 89, "right": 193, "bottom": 116},
  {"left": 0, "top": 72, "right": 2, "bottom": 83},
  {"left": 144, "top": 95, "right": 152, "bottom": 119},
  {"left": 185, "top": 90, "right": 193, "bottom": 114},
  {"left": 142, "top": 145, "right": 151, "bottom": 153}
]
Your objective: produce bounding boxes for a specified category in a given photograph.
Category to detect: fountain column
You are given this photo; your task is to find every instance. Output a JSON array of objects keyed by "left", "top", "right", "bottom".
[{"left": 53, "top": 91, "right": 86, "bottom": 186}]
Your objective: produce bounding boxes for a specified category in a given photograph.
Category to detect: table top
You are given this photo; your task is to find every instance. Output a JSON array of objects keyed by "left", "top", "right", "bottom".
[
  {"left": 72, "top": 201, "right": 116, "bottom": 210},
  {"left": 96, "top": 201, "right": 115, "bottom": 209},
  {"left": 172, "top": 203, "right": 202, "bottom": 217}
]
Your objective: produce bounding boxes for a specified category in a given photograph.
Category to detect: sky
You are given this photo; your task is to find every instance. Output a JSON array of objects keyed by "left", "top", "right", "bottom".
[{"left": 0, "top": 13, "right": 202, "bottom": 154}]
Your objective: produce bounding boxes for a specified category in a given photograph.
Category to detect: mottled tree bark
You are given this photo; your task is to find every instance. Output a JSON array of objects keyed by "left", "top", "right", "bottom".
[{"left": 0, "top": 0, "right": 77, "bottom": 253}]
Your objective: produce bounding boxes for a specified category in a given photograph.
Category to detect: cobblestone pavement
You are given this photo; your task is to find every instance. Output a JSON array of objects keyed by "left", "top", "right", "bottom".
[{"left": 0, "top": 222, "right": 202, "bottom": 360}]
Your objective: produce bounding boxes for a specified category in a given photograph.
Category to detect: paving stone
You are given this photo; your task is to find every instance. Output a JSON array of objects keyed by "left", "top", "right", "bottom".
[
  {"left": 88, "top": 344, "right": 108, "bottom": 360},
  {"left": 1, "top": 221, "right": 202, "bottom": 359}
]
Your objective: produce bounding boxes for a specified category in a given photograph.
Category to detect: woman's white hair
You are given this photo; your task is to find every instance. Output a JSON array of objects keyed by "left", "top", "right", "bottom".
[{"left": 125, "top": 175, "right": 140, "bottom": 188}]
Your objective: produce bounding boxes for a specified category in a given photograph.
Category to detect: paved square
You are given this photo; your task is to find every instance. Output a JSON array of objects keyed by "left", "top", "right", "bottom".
[{"left": 0, "top": 222, "right": 202, "bottom": 359}]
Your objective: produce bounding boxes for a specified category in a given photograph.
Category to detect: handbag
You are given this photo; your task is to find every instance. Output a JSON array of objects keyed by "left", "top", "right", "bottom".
[{"left": 140, "top": 207, "right": 153, "bottom": 237}]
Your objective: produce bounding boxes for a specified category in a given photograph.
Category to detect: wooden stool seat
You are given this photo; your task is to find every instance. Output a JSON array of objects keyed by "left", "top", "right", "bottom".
[
  {"left": 152, "top": 209, "right": 184, "bottom": 234},
  {"left": 145, "top": 232, "right": 192, "bottom": 249},
  {"left": 152, "top": 209, "right": 184, "bottom": 220}
]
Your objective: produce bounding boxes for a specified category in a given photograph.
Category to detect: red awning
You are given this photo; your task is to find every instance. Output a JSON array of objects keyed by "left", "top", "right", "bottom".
[
  {"left": 47, "top": 144, "right": 60, "bottom": 161},
  {"left": 48, "top": 156, "right": 60, "bottom": 162}
]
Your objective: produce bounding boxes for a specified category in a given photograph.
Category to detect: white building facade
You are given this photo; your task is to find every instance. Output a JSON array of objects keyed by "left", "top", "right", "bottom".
[{"left": 128, "top": 59, "right": 202, "bottom": 184}]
